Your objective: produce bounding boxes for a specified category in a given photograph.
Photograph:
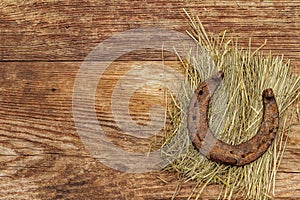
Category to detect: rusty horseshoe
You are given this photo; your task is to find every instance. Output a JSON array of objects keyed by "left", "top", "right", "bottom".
[{"left": 187, "top": 71, "right": 279, "bottom": 166}]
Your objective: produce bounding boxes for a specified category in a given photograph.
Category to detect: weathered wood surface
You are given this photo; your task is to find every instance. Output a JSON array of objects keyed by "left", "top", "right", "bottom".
[
  {"left": 0, "top": 1, "right": 299, "bottom": 65},
  {"left": 0, "top": 1, "right": 299, "bottom": 199}
]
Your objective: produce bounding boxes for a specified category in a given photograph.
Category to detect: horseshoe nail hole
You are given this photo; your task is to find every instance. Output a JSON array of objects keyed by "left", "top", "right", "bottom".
[
  {"left": 241, "top": 154, "right": 246, "bottom": 158},
  {"left": 51, "top": 88, "right": 56, "bottom": 92},
  {"left": 230, "top": 150, "right": 234, "bottom": 154},
  {"left": 198, "top": 90, "right": 203, "bottom": 95},
  {"left": 269, "top": 128, "right": 274, "bottom": 133}
]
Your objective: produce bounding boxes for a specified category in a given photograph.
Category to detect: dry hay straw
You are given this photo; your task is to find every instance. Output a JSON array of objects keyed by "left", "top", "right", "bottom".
[{"left": 161, "top": 11, "right": 300, "bottom": 200}]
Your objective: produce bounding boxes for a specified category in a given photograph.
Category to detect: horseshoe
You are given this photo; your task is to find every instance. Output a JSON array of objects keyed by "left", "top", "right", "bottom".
[{"left": 187, "top": 71, "right": 279, "bottom": 166}]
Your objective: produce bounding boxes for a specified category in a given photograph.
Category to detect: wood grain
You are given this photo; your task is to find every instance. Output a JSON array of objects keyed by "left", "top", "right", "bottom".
[
  {"left": 0, "top": 62, "right": 299, "bottom": 199},
  {"left": 0, "top": 0, "right": 299, "bottom": 65},
  {"left": 0, "top": 0, "right": 299, "bottom": 199}
]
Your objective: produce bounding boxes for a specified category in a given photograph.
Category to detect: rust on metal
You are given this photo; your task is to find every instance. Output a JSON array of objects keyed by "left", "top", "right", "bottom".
[{"left": 187, "top": 71, "right": 279, "bottom": 166}]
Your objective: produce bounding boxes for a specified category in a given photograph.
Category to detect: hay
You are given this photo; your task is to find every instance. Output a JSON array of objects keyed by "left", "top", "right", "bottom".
[{"left": 161, "top": 11, "right": 300, "bottom": 200}]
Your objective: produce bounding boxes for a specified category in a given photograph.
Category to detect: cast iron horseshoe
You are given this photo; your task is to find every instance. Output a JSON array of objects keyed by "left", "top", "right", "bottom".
[{"left": 187, "top": 71, "right": 279, "bottom": 166}]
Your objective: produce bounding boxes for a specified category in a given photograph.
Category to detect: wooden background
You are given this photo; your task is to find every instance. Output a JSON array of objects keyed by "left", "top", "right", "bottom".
[{"left": 0, "top": 0, "right": 299, "bottom": 199}]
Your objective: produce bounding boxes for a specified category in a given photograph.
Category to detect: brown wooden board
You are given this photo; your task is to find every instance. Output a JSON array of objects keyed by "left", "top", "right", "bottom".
[{"left": 0, "top": 1, "right": 299, "bottom": 199}]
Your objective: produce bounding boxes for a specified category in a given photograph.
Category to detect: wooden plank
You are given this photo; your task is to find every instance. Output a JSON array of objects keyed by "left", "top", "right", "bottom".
[
  {"left": 275, "top": 172, "right": 300, "bottom": 199},
  {"left": 0, "top": 0, "right": 299, "bottom": 66},
  {"left": 1, "top": 0, "right": 299, "bottom": 198},
  {"left": 0, "top": 61, "right": 299, "bottom": 199},
  {"left": 280, "top": 126, "right": 300, "bottom": 173}
]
